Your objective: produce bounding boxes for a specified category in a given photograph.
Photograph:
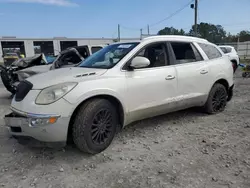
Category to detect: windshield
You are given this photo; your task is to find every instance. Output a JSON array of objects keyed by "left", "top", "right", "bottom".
[{"left": 78, "top": 42, "right": 139, "bottom": 69}]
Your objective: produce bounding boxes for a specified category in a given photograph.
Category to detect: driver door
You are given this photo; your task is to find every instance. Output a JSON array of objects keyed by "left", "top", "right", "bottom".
[{"left": 125, "top": 42, "right": 178, "bottom": 122}]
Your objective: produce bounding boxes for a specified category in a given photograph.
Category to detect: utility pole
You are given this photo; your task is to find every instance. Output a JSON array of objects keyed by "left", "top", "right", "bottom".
[
  {"left": 191, "top": 0, "right": 198, "bottom": 36},
  {"left": 118, "top": 24, "right": 120, "bottom": 42},
  {"left": 194, "top": 0, "right": 198, "bottom": 37},
  {"left": 140, "top": 28, "right": 143, "bottom": 40},
  {"left": 147, "top": 25, "right": 150, "bottom": 35}
]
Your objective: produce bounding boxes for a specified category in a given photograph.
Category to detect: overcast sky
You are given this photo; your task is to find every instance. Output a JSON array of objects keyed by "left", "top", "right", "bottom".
[{"left": 0, "top": 0, "right": 249, "bottom": 38}]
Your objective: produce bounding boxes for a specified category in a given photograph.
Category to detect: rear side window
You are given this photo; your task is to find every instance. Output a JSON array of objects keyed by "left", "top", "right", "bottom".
[
  {"left": 220, "top": 47, "right": 227, "bottom": 53},
  {"left": 199, "top": 43, "right": 222, "bottom": 59},
  {"left": 225, "top": 47, "right": 232, "bottom": 53},
  {"left": 220, "top": 47, "right": 232, "bottom": 54},
  {"left": 170, "top": 42, "right": 203, "bottom": 64}
]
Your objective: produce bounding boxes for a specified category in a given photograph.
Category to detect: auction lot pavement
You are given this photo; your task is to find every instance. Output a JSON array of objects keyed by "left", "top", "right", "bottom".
[{"left": 0, "top": 71, "right": 250, "bottom": 188}]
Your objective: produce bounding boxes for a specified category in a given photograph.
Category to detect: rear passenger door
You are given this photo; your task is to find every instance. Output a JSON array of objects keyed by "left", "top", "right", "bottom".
[{"left": 168, "top": 41, "right": 212, "bottom": 107}]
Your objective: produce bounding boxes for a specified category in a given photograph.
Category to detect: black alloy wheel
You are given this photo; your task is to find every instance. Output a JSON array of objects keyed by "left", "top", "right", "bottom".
[
  {"left": 72, "top": 98, "right": 118, "bottom": 154},
  {"left": 211, "top": 87, "right": 227, "bottom": 112},
  {"left": 91, "top": 109, "right": 113, "bottom": 145},
  {"left": 203, "top": 83, "right": 228, "bottom": 114}
]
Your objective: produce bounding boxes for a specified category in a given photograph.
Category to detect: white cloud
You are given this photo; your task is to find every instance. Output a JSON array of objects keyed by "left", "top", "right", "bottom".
[{"left": 2, "top": 0, "right": 78, "bottom": 7}]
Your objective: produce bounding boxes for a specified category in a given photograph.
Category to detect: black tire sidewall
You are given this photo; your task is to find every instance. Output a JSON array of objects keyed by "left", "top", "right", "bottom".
[
  {"left": 73, "top": 99, "right": 118, "bottom": 154},
  {"left": 242, "top": 72, "right": 247, "bottom": 78},
  {"left": 205, "top": 83, "right": 228, "bottom": 114}
]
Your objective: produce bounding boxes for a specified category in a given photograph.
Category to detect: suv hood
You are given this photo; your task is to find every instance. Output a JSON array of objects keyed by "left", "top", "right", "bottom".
[{"left": 26, "top": 67, "right": 108, "bottom": 89}]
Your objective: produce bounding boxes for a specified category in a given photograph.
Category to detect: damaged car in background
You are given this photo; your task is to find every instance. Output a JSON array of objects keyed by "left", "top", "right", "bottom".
[
  {"left": 0, "top": 53, "right": 52, "bottom": 94},
  {"left": 0, "top": 45, "right": 105, "bottom": 94}
]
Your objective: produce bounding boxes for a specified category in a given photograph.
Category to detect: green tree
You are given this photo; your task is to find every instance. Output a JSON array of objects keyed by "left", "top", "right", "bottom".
[
  {"left": 157, "top": 22, "right": 250, "bottom": 43},
  {"left": 189, "top": 22, "right": 227, "bottom": 43},
  {"left": 158, "top": 27, "right": 186, "bottom": 35},
  {"left": 237, "top": 30, "right": 250, "bottom": 42}
]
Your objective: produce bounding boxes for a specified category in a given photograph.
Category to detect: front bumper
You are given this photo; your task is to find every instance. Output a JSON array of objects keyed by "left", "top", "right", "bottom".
[{"left": 4, "top": 107, "right": 70, "bottom": 144}]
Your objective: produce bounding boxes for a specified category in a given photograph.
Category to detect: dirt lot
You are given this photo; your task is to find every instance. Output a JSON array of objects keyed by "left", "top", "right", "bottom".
[{"left": 0, "top": 70, "right": 250, "bottom": 188}]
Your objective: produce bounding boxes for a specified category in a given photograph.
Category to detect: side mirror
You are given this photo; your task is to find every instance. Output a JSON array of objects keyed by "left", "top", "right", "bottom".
[{"left": 130, "top": 56, "right": 150, "bottom": 69}]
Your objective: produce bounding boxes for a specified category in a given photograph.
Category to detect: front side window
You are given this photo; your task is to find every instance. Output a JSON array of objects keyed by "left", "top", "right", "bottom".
[
  {"left": 170, "top": 42, "right": 203, "bottom": 64},
  {"left": 78, "top": 43, "right": 139, "bottom": 69},
  {"left": 136, "top": 43, "right": 168, "bottom": 68},
  {"left": 199, "top": 43, "right": 222, "bottom": 59}
]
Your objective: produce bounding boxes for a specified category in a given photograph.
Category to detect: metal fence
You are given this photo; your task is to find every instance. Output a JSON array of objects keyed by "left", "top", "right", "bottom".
[{"left": 217, "top": 41, "right": 250, "bottom": 60}]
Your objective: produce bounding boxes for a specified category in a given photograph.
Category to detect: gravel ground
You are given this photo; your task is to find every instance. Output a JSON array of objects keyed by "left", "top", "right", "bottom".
[{"left": 0, "top": 70, "right": 250, "bottom": 188}]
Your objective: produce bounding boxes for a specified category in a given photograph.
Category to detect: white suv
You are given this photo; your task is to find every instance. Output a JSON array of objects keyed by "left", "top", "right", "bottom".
[
  {"left": 219, "top": 45, "right": 240, "bottom": 72},
  {"left": 5, "top": 36, "right": 234, "bottom": 154}
]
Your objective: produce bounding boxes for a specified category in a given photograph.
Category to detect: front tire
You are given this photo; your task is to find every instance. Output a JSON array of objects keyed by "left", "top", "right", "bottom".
[
  {"left": 72, "top": 99, "right": 118, "bottom": 154},
  {"left": 203, "top": 83, "right": 228, "bottom": 114}
]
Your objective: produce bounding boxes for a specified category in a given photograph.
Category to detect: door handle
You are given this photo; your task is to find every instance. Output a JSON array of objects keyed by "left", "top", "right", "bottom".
[
  {"left": 165, "top": 75, "right": 175, "bottom": 80},
  {"left": 200, "top": 70, "right": 208, "bottom": 74}
]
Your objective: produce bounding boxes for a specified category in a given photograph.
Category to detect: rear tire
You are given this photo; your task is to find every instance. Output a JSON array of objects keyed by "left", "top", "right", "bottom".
[
  {"left": 72, "top": 99, "right": 118, "bottom": 154},
  {"left": 203, "top": 83, "right": 228, "bottom": 114}
]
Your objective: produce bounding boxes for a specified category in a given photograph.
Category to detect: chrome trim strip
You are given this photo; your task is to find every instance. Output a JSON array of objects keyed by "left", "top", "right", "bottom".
[{"left": 10, "top": 106, "right": 61, "bottom": 119}]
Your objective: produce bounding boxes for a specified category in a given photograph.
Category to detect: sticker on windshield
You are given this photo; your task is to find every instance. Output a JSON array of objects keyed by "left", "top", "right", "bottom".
[{"left": 118, "top": 44, "right": 132, "bottom": 48}]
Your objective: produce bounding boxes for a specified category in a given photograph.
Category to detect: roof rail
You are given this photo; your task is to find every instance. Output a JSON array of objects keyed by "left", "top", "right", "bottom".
[{"left": 143, "top": 35, "right": 208, "bottom": 42}]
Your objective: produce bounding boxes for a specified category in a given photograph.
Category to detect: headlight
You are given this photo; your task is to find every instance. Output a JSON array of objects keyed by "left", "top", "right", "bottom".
[{"left": 35, "top": 82, "right": 77, "bottom": 105}]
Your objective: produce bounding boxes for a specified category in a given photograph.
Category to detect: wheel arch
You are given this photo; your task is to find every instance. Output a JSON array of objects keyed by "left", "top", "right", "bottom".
[
  {"left": 211, "top": 78, "right": 229, "bottom": 94},
  {"left": 230, "top": 59, "right": 237, "bottom": 64},
  {"left": 67, "top": 94, "right": 125, "bottom": 142}
]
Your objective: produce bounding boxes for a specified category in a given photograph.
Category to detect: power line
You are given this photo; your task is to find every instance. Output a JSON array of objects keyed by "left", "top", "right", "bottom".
[
  {"left": 120, "top": 25, "right": 141, "bottom": 31},
  {"left": 148, "top": 0, "right": 194, "bottom": 28}
]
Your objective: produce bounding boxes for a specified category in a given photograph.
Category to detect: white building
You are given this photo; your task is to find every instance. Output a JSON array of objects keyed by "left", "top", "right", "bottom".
[{"left": 0, "top": 37, "right": 140, "bottom": 62}]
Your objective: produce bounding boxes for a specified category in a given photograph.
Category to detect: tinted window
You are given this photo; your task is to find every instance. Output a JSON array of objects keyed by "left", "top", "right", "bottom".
[
  {"left": 199, "top": 43, "right": 222, "bottom": 59},
  {"left": 219, "top": 47, "right": 232, "bottom": 54},
  {"left": 170, "top": 42, "right": 203, "bottom": 64},
  {"left": 220, "top": 47, "right": 227, "bottom": 53},
  {"left": 225, "top": 47, "right": 232, "bottom": 53},
  {"left": 91, "top": 47, "right": 103, "bottom": 54},
  {"left": 136, "top": 43, "right": 168, "bottom": 68}
]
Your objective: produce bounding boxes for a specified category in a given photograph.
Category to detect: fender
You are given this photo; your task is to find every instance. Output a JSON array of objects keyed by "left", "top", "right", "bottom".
[{"left": 64, "top": 88, "right": 128, "bottom": 119}]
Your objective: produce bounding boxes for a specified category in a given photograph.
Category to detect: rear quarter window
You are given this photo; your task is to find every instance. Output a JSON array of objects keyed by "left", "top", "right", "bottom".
[{"left": 199, "top": 43, "right": 222, "bottom": 59}]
